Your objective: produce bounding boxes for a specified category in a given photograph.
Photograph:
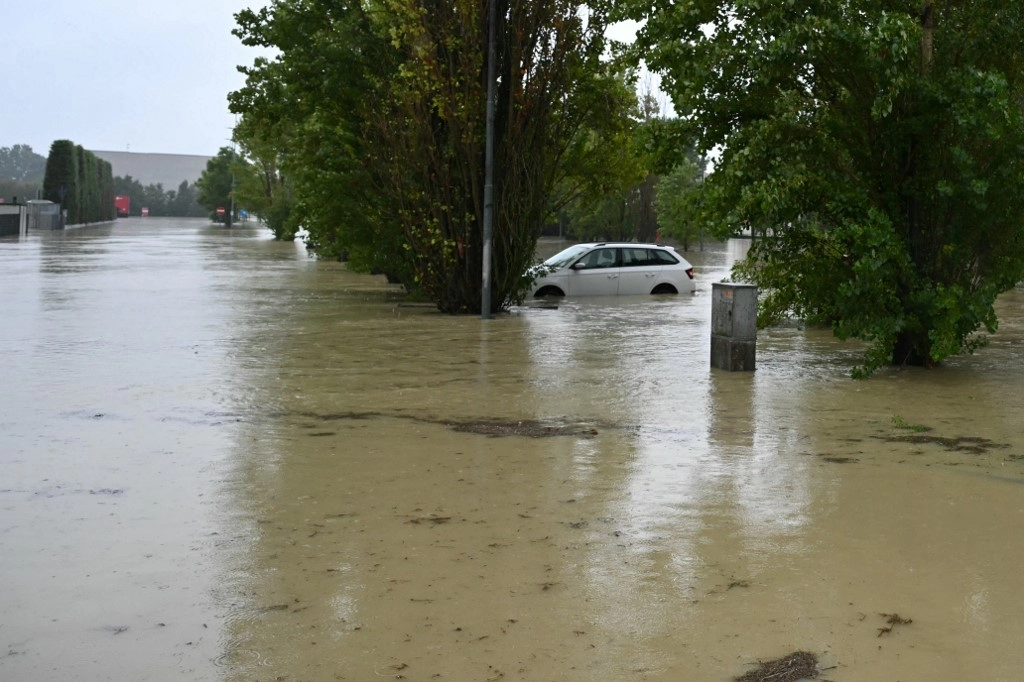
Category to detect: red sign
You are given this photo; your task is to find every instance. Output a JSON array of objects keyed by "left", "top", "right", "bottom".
[{"left": 216, "top": 206, "right": 225, "bottom": 216}]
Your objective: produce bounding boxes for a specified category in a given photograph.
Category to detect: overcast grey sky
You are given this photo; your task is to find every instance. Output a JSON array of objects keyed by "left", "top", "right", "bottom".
[
  {"left": 3, "top": 5, "right": 664, "bottom": 159},
  {"left": 4, "top": 0, "right": 271, "bottom": 157}
]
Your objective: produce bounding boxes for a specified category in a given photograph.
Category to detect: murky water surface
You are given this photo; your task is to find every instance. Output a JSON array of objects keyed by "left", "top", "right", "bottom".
[{"left": 2, "top": 219, "right": 1024, "bottom": 681}]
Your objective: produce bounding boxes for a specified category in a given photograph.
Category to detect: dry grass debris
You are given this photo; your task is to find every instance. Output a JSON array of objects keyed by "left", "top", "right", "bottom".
[{"left": 735, "top": 650, "right": 818, "bottom": 682}]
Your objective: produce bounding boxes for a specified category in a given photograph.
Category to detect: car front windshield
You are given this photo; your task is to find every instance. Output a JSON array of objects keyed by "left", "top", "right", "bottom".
[{"left": 543, "top": 245, "right": 591, "bottom": 269}]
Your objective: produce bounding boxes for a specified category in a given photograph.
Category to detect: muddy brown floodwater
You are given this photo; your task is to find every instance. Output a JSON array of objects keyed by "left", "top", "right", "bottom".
[{"left": 2, "top": 218, "right": 1024, "bottom": 682}]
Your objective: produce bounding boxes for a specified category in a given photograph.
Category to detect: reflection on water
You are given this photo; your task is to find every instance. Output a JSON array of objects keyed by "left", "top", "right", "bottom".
[{"left": 2, "top": 222, "right": 1024, "bottom": 681}]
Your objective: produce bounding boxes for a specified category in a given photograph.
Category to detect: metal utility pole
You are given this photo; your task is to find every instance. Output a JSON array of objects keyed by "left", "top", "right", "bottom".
[
  {"left": 480, "top": 0, "right": 498, "bottom": 319},
  {"left": 228, "top": 135, "right": 237, "bottom": 229}
]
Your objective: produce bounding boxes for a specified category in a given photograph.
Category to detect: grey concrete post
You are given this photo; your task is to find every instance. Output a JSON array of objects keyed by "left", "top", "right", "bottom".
[{"left": 710, "top": 282, "right": 757, "bottom": 371}]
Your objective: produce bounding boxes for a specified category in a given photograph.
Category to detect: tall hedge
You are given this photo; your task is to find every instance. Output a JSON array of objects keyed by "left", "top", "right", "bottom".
[
  {"left": 43, "top": 140, "right": 78, "bottom": 220},
  {"left": 42, "top": 140, "right": 115, "bottom": 224}
]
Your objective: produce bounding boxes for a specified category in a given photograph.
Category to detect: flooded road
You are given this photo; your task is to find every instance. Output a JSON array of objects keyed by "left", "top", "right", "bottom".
[{"left": 2, "top": 218, "right": 1024, "bottom": 681}]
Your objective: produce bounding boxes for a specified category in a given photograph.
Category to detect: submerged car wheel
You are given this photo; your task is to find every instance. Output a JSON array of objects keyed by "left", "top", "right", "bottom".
[
  {"left": 534, "top": 286, "right": 565, "bottom": 297},
  {"left": 651, "top": 283, "right": 678, "bottom": 295}
]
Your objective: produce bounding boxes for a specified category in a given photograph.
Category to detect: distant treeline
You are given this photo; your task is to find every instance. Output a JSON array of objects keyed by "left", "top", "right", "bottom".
[
  {"left": 42, "top": 140, "right": 115, "bottom": 224},
  {"left": 0, "top": 144, "right": 45, "bottom": 203},
  {"left": 2, "top": 143, "right": 205, "bottom": 218},
  {"left": 113, "top": 175, "right": 205, "bottom": 218}
]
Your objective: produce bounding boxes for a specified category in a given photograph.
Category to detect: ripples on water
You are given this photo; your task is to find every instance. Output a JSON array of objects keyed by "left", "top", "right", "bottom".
[{"left": 3, "top": 220, "right": 1024, "bottom": 681}]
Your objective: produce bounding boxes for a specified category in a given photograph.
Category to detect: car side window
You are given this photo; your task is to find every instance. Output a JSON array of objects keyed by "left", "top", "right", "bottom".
[
  {"left": 622, "top": 248, "right": 649, "bottom": 266},
  {"left": 579, "top": 248, "right": 617, "bottom": 269}
]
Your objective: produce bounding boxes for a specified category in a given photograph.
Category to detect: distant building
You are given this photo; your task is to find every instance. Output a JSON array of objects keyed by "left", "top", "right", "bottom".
[{"left": 90, "top": 150, "right": 213, "bottom": 189}]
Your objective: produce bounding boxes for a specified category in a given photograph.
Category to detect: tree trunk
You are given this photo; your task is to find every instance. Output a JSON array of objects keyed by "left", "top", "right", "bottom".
[
  {"left": 891, "top": 330, "right": 932, "bottom": 367},
  {"left": 636, "top": 174, "right": 658, "bottom": 242},
  {"left": 921, "top": 3, "right": 934, "bottom": 75}
]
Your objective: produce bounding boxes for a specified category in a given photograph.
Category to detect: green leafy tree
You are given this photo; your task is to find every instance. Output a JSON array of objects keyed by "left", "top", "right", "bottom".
[
  {"left": 43, "top": 140, "right": 79, "bottom": 220},
  {"left": 113, "top": 176, "right": 203, "bottom": 217},
  {"left": 232, "top": 3, "right": 414, "bottom": 276},
  {"left": 41, "top": 141, "right": 112, "bottom": 223},
  {"left": 169, "top": 181, "right": 206, "bottom": 217},
  {"left": 565, "top": 192, "right": 638, "bottom": 242},
  {"left": 654, "top": 155, "right": 704, "bottom": 251},
  {"left": 232, "top": 115, "right": 295, "bottom": 239},
  {"left": 629, "top": 1, "right": 1024, "bottom": 376},
  {"left": 140, "top": 183, "right": 170, "bottom": 216},
  {"left": 559, "top": 86, "right": 659, "bottom": 243},
  {"left": 197, "top": 147, "right": 245, "bottom": 226},
  {"left": 0, "top": 144, "right": 46, "bottom": 184},
  {"left": 232, "top": 0, "right": 640, "bottom": 312}
]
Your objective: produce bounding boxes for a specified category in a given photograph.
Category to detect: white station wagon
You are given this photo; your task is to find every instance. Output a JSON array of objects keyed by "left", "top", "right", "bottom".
[{"left": 529, "top": 242, "right": 696, "bottom": 297}]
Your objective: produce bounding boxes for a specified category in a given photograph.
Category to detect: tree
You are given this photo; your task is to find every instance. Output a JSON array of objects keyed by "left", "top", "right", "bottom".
[
  {"left": 112, "top": 176, "right": 204, "bottom": 217},
  {"left": 231, "top": 115, "right": 295, "bottom": 239},
  {"left": 629, "top": 1, "right": 1024, "bottom": 376},
  {"left": 655, "top": 155, "right": 704, "bottom": 251},
  {"left": 556, "top": 80, "right": 656, "bottom": 243},
  {"left": 231, "top": 5, "right": 393, "bottom": 262},
  {"left": 40, "top": 141, "right": 114, "bottom": 224},
  {"left": 168, "top": 180, "right": 206, "bottom": 218},
  {"left": 43, "top": 140, "right": 79, "bottom": 219},
  {"left": 197, "top": 147, "right": 245, "bottom": 226},
  {"left": 232, "top": 0, "right": 640, "bottom": 313},
  {"left": 0, "top": 145, "right": 46, "bottom": 183},
  {"left": 140, "top": 182, "right": 169, "bottom": 216}
]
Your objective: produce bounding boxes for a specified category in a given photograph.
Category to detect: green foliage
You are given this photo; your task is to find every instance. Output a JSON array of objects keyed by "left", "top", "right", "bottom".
[
  {"left": 112, "top": 176, "right": 205, "bottom": 217},
  {"left": 42, "top": 140, "right": 115, "bottom": 224},
  {"left": 565, "top": 190, "right": 641, "bottom": 242},
  {"left": 232, "top": 2, "right": 400, "bottom": 263},
  {"left": 0, "top": 144, "right": 45, "bottom": 182},
  {"left": 231, "top": 0, "right": 640, "bottom": 312},
  {"left": 556, "top": 75, "right": 676, "bottom": 244},
  {"left": 629, "top": 1, "right": 1024, "bottom": 375},
  {"left": 196, "top": 147, "right": 256, "bottom": 226},
  {"left": 635, "top": 116, "right": 701, "bottom": 176},
  {"left": 43, "top": 140, "right": 78, "bottom": 218},
  {"left": 655, "top": 155, "right": 704, "bottom": 250},
  {"left": 0, "top": 145, "right": 46, "bottom": 193},
  {"left": 231, "top": 115, "right": 294, "bottom": 239},
  {"left": 169, "top": 181, "right": 206, "bottom": 217},
  {"left": 892, "top": 414, "right": 930, "bottom": 432}
]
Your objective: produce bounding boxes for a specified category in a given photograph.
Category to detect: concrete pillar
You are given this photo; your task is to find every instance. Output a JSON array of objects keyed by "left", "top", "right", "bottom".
[{"left": 711, "top": 282, "right": 757, "bottom": 371}]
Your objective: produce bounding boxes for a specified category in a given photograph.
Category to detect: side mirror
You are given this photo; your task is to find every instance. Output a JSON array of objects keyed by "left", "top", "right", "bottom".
[{"left": 570, "top": 262, "right": 587, "bottom": 270}]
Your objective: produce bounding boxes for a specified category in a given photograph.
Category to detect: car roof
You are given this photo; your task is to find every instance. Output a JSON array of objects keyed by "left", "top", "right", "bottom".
[{"left": 581, "top": 242, "right": 674, "bottom": 249}]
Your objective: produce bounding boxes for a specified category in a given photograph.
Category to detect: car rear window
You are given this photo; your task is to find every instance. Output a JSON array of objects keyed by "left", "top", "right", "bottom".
[
  {"left": 622, "top": 247, "right": 679, "bottom": 266},
  {"left": 651, "top": 248, "right": 680, "bottom": 265}
]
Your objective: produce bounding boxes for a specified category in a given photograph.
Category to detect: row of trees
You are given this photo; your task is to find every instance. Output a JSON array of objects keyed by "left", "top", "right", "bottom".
[
  {"left": 0, "top": 144, "right": 46, "bottom": 203},
  {"left": 3, "top": 143, "right": 208, "bottom": 218},
  {"left": 229, "top": 0, "right": 681, "bottom": 313},
  {"left": 113, "top": 175, "right": 206, "bottom": 218},
  {"left": 194, "top": 146, "right": 262, "bottom": 228},
  {"left": 42, "top": 140, "right": 116, "bottom": 224},
  {"left": 227, "top": 1, "right": 1024, "bottom": 374}
]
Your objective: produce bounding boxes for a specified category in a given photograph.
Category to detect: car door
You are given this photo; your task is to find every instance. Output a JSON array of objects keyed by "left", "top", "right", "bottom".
[
  {"left": 617, "top": 247, "right": 658, "bottom": 295},
  {"left": 567, "top": 247, "right": 620, "bottom": 295}
]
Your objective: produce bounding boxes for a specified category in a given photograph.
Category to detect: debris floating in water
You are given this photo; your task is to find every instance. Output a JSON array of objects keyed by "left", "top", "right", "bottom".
[{"left": 734, "top": 650, "right": 819, "bottom": 682}]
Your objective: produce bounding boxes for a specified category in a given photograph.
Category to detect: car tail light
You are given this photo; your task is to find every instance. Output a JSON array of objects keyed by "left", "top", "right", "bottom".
[{"left": 685, "top": 267, "right": 694, "bottom": 279}]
